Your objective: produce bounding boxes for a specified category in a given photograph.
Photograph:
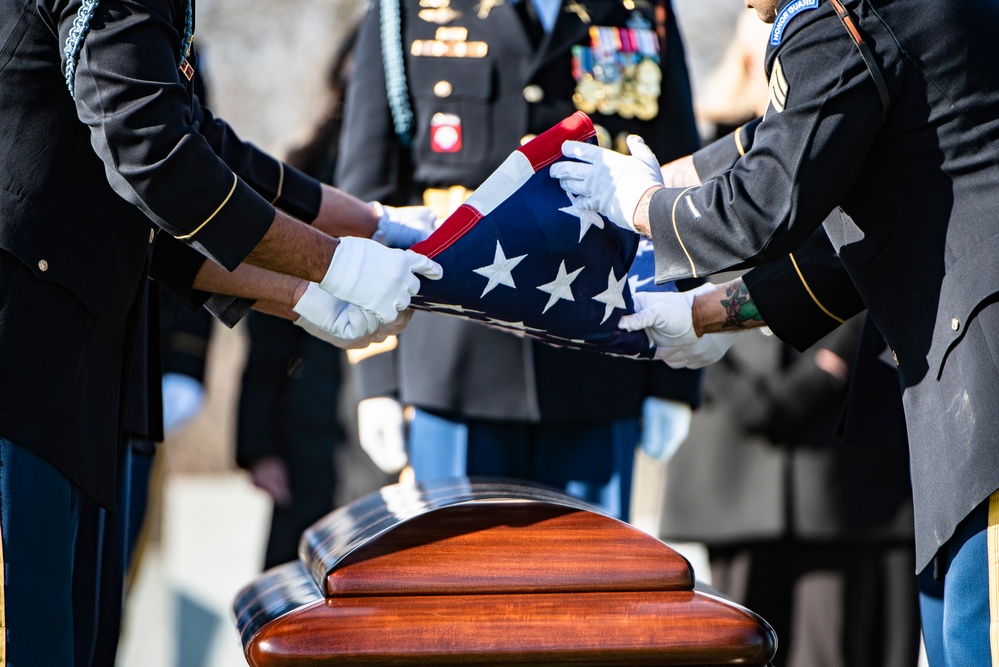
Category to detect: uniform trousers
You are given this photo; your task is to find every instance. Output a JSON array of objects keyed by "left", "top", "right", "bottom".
[
  {"left": 408, "top": 408, "right": 638, "bottom": 520},
  {"left": 918, "top": 489, "right": 999, "bottom": 667},
  {"left": 0, "top": 437, "right": 132, "bottom": 666}
]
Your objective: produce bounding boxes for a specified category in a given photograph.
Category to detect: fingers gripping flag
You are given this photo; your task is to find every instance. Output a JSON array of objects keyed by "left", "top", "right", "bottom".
[{"left": 409, "top": 112, "right": 675, "bottom": 359}]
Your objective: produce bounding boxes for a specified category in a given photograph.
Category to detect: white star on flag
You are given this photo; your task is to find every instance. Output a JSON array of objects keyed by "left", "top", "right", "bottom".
[
  {"left": 593, "top": 268, "right": 628, "bottom": 324},
  {"left": 473, "top": 241, "right": 528, "bottom": 297},
  {"left": 537, "top": 260, "right": 584, "bottom": 313},
  {"left": 560, "top": 193, "right": 605, "bottom": 242}
]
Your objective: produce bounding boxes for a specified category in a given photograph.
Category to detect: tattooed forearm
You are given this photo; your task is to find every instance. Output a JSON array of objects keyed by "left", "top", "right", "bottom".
[{"left": 720, "top": 282, "right": 765, "bottom": 329}]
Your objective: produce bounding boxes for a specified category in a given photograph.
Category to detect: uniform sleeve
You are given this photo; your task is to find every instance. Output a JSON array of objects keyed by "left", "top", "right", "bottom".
[
  {"left": 335, "top": 1, "right": 407, "bottom": 203},
  {"left": 691, "top": 118, "right": 762, "bottom": 182},
  {"left": 743, "top": 224, "right": 865, "bottom": 352},
  {"left": 69, "top": 0, "right": 273, "bottom": 271},
  {"left": 193, "top": 99, "right": 323, "bottom": 222},
  {"left": 648, "top": 4, "right": 885, "bottom": 283}
]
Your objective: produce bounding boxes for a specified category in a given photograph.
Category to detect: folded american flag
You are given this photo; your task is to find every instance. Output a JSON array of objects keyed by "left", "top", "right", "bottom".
[{"left": 409, "top": 112, "right": 675, "bottom": 359}]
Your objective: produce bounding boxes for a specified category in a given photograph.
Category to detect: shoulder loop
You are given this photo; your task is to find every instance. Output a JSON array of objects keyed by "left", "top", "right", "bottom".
[
  {"left": 63, "top": 0, "right": 101, "bottom": 99},
  {"left": 828, "top": 0, "right": 890, "bottom": 120},
  {"left": 380, "top": 0, "right": 414, "bottom": 147}
]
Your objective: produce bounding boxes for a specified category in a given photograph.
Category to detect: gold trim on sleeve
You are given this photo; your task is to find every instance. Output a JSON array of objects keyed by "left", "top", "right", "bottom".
[
  {"left": 671, "top": 186, "right": 699, "bottom": 278},
  {"left": 176, "top": 173, "right": 238, "bottom": 240},
  {"left": 789, "top": 252, "right": 845, "bottom": 323},
  {"left": 270, "top": 160, "right": 285, "bottom": 205},
  {"left": 734, "top": 125, "right": 746, "bottom": 156}
]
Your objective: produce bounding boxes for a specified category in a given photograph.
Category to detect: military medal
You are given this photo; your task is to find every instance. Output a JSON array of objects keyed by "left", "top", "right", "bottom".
[{"left": 572, "top": 23, "right": 661, "bottom": 122}]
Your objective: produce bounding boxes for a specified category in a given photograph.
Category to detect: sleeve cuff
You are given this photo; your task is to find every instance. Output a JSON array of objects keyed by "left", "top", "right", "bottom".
[{"left": 178, "top": 177, "right": 274, "bottom": 271}]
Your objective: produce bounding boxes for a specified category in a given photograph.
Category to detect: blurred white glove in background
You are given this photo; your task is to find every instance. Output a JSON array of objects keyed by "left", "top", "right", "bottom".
[
  {"left": 319, "top": 236, "right": 442, "bottom": 323},
  {"left": 161, "top": 372, "right": 205, "bottom": 436},
  {"left": 551, "top": 135, "right": 664, "bottom": 232},
  {"left": 641, "top": 397, "right": 692, "bottom": 464},
  {"left": 370, "top": 202, "right": 437, "bottom": 249},
  {"left": 357, "top": 397, "right": 408, "bottom": 474}
]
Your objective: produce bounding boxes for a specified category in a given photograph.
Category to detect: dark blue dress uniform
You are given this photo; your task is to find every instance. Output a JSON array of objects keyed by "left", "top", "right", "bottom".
[
  {"left": 337, "top": 0, "right": 702, "bottom": 519},
  {"left": 0, "top": 0, "right": 326, "bottom": 662},
  {"left": 644, "top": 0, "right": 999, "bottom": 662}
]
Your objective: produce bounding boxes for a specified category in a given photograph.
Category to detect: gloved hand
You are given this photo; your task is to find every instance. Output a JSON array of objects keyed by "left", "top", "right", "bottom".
[
  {"left": 641, "top": 397, "right": 693, "bottom": 463},
  {"left": 319, "top": 236, "right": 442, "bottom": 323},
  {"left": 619, "top": 290, "right": 698, "bottom": 349},
  {"left": 550, "top": 135, "right": 664, "bottom": 232},
  {"left": 370, "top": 202, "right": 438, "bottom": 249},
  {"left": 656, "top": 331, "right": 743, "bottom": 368},
  {"left": 293, "top": 281, "right": 382, "bottom": 345},
  {"left": 357, "top": 397, "right": 408, "bottom": 474},
  {"left": 161, "top": 372, "right": 205, "bottom": 435}
]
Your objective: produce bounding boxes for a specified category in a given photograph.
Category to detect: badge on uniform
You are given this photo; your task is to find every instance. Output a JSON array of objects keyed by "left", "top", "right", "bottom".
[
  {"left": 767, "top": 56, "right": 788, "bottom": 114},
  {"left": 431, "top": 112, "right": 463, "bottom": 152},
  {"left": 571, "top": 22, "right": 661, "bottom": 120}
]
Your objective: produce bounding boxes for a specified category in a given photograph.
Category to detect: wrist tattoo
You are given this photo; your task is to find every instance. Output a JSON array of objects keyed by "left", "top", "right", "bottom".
[{"left": 720, "top": 283, "right": 764, "bottom": 329}]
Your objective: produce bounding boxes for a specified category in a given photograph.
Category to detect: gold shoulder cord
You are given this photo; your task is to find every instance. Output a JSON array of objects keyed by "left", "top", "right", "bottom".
[{"left": 788, "top": 252, "right": 845, "bottom": 323}]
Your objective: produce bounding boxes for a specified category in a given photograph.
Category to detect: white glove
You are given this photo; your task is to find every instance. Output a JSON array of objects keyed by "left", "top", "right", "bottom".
[
  {"left": 161, "top": 372, "right": 205, "bottom": 435},
  {"left": 294, "top": 283, "right": 417, "bottom": 349},
  {"left": 641, "top": 397, "right": 692, "bottom": 463},
  {"left": 357, "top": 397, "right": 408, "bottom": 474},
  {"left": 619, "top": 290, "right": 698, "bottom": 349},
  {"left": 370, "top": 202, "right": 437, "bottom": 249},
  {"left": 319, "top": 236, "right": 443, "bottom": 324},
  {"left": 550, "top": 135, "right": 664, "bottom": 232},
  {"left": 294, "top": 282, "right": 382, "bottom": 345},
  {"left": 656, "top": 331, "right": 743, "bottom": 369}
]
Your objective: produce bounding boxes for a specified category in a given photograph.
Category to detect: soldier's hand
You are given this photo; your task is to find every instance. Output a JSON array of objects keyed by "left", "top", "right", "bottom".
[
  {"left": 551, "top": 135, "right": 664, "bottom": 232},
  {"left": 357, "top": 397, "right": 408, "bottom": 474},
  {"left": 370, "top": 202, "right": 438, "bottom": 249},
  {"left": 294, "top": 281, "right": 386, "bottom": 347},
  {"left": 319, "top": 237, "right": 442, "bottom": 323},
  {"left": 618, "top": 290, "right": 698, "bottom": 349},
  {"left": 655, "top": 331, "right": 742, "bottom": 368}
]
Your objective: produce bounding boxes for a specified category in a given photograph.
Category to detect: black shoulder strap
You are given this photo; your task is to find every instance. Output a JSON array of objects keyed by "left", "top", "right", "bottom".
[{"left": 828, "top": 0, "right": 890, "bottom": 120}]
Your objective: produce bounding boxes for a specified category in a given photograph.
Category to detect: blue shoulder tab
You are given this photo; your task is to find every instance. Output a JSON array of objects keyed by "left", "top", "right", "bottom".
[{"left": 769, "top": 0, "right": 820, "bottom": 47}]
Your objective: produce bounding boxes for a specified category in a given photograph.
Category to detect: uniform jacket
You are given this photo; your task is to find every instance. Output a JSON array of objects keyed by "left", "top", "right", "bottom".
[
  {"left": 647, "top": 0, "right": 999, "bottom": 571},
  {"left": 0, "top": 0, "right": 322, "bottom": 508},
  {"left": 338, "top": 0, "right": 702, "bottom": 423}
]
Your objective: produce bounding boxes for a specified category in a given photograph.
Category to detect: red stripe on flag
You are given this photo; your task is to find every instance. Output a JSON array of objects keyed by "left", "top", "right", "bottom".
[
  {"left": 410, "top": 203, "right": 484, "bottom": 258},
  {"left": 517, "top": 112, "right": 596, "bottom": 172}
]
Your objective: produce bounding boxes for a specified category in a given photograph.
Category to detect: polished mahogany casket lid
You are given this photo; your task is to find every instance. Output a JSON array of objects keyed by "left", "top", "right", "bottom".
[{"left": 233, "top": 478, "right": 776, "bottom": 666}]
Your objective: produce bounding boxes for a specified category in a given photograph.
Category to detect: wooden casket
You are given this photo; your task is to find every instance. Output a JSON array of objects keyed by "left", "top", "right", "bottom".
[{"left": 233, "top": 479, "right": 776, "bottom": 666}]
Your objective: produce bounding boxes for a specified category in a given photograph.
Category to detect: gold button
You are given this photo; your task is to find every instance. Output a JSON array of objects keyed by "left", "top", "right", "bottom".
[
  {"left": 37, "top": 259, "right": 48, "bottom": 272},
  {"left": 951, "top": 317, "right": 960, "bottom": 331},
  {"left": 519, "top": 134, "right": 536, "bottom": 145},
  {"left": 433, "top": 80, "right": 453, "bottom": 98},
  {"left": 892, "top": 350, "right": 899, "bottom": 366},
  {"left": 522, "top": 84, "right": 544, "bottom": 103},
  {"left": 149, "top": 228, "right": 156, "bottom": 245}
]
